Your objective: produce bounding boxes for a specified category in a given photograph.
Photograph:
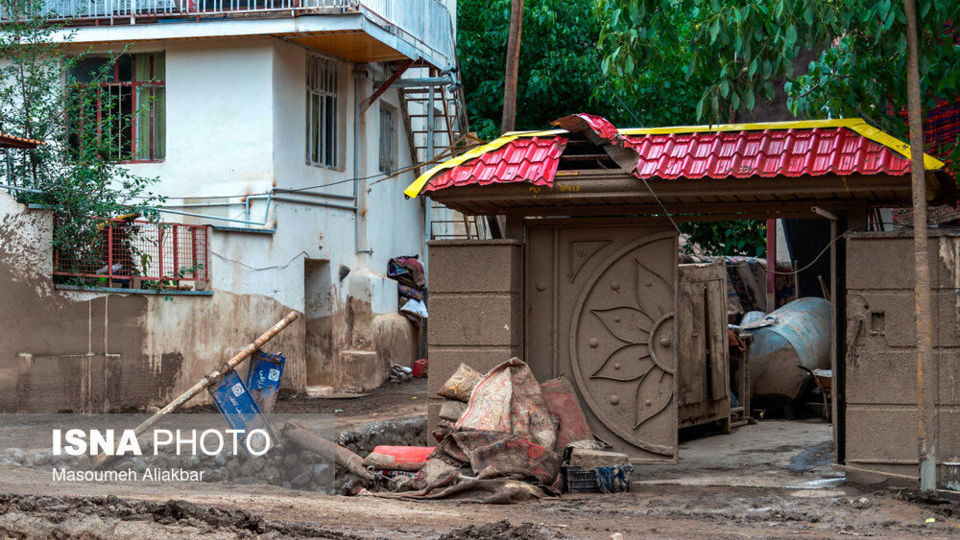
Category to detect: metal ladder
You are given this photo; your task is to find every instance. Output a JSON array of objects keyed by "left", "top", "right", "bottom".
[{"left": 398, "top": 66, "right": 487, "bottom": 240}]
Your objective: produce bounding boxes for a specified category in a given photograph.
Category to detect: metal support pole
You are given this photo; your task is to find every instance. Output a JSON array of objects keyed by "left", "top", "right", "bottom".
[
  {"left": 904, "top": 0, "right": 937, "bottom": 491},
  {"left": 424, "top": 83, "right": 436, "bottom": 266},
  {"left": 766, "top": 218, "right": 776, "bottom": 311}
]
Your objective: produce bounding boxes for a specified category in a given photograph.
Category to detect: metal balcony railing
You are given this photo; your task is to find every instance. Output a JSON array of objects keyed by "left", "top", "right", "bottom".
[
  {"left": 54, "top": 218, "right": 210, "bottom": 290},
  {"left": 5, "top": 0, "right": 454, "bottom": 67}
]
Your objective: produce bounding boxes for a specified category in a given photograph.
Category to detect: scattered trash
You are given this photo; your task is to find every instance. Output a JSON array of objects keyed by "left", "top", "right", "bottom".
[
  {"left": 334, "top": 409, "right": 343, "bottom": 414},
  {"left": 245, "top": 351, "right": 286, "bottom": 413},
  {"left": 93, "top": 311, "right": 300, "bottom": 468},
  {"left": 390, "top": 364, "right": 413, "bottom": 383},
  {"left": 412, "top": 358, "right": 429, "bottom": 378},
  {"left": 401, "top": 298, "right": 429, "bottom": 319},
  {"left": 562, "top": 443, "right": 632, "bottom": 494},
  {"left": 362, "top": 446, "right": 433, "bottom": 472},
  {"left": 281, "top": 421, "right": 380, "bottom": 484},
  {"left": 439, "top": 400, "right": 466, "bottom": 423},
  {"left": 926, "top": 517, "right": 937, "bottom": 523}
]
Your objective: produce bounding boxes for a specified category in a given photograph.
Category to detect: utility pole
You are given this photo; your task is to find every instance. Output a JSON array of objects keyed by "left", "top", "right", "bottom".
[
  {"left": 904, "top": 0, "right": 937, "bottom": 492},
  {"left": 501, "top": 0, "right": 524, "bottom": 133}
]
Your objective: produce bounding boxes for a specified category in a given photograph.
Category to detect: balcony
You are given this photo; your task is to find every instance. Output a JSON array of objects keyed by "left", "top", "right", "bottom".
[{"left": 8, "top": 0, "right": 454, "bottom": 68}]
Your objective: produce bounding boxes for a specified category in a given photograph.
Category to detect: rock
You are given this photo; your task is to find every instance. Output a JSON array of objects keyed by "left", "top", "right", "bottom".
[
  {"left": 213, "top": 454, "right": 227, "bottom": 467},
  {"left": 4, "top": 448, "right": 24, "bottom": 464},
  {"left": 291, "top": 471, "right": 312, "bottom": 487},
  {"left": 33, "top": 452, "right": 50, "bottom": 467},
  {"left": 131, "top": 458, "right": 147, "bottom": 473}
]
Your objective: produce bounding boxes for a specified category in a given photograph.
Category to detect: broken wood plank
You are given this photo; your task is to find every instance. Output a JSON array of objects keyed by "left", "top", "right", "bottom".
[{"left": 95, "top": 311, "right": 300, "bottom": 468}]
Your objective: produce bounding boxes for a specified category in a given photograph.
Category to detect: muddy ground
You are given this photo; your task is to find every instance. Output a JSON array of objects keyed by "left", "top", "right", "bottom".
[{"left": 2, "top": 382, "right": 959, "bottom": 539}]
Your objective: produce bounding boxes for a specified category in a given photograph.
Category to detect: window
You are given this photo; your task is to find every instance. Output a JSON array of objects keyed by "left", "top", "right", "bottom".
[
  {"left": 306, "top": 55, "right": 339, "bottom": 168},
  {"left": 379, "top": 105, "right": 396, "bottom": 173},
  {"left": 69, "top": 52, "right": 166, "bottom": 162}
]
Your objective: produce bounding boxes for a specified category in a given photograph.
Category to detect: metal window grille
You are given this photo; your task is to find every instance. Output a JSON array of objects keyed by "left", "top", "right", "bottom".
[
  {"left": 53, "top": 219, "right": 210, "bottom": 290},
  {"left": 306, "top": 54, "right": 339, "bottom": 169},
  {"left": 379, "top": 104, "right": 395, "bottom": 173}
]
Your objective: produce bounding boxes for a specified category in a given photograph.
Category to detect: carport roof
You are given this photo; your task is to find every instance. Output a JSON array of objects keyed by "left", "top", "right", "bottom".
[{"left": 404, "top": 115, "right": 956, "bottom": 220}]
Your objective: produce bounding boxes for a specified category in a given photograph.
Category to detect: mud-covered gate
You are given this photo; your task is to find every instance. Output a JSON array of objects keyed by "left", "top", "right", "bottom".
[{"left": 524, "top": 220, "right": 678, "bottom": 461}]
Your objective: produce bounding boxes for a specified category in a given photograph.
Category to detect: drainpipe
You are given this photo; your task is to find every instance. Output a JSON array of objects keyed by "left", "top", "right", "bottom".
[{"left": 354, "top": 66, "right": 373, "bottom": 256}]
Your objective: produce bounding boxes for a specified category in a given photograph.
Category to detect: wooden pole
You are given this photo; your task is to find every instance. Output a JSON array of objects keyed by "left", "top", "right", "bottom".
[
  {"left": 904, "top": 0, "right": 937, "bottom": 491},
  {"left": 95, "top": 311, "right": 300, "bottom": 467},
  {"left": 501, "top": 0, "right": 524, "bottom": 134}
]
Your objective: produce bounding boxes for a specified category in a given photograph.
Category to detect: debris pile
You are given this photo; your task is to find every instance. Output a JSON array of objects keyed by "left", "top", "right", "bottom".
[{"left": 355, "top": 358, "right": 633, "bottom": 503}]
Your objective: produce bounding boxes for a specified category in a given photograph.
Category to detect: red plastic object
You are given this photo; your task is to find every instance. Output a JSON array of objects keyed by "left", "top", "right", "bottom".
[
  {"left": 370, "top": 445, "right": 434, "bottom": 467},
  {"left": 411, "top": 358, "right": 428, "bottom": 378}
]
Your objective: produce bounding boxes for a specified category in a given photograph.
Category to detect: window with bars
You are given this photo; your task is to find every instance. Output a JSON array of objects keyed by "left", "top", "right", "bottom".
[
  {"left": 379, "top": 104, "right": 396, "bottom": 173},
  {"left": 69, "top": 52, "right": 166, "bottom": 162},
  {"left": 306, "top": 55, "right": 339, "bottom": 169}
]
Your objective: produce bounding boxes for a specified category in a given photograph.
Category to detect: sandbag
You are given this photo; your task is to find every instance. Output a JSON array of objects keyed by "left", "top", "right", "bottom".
[{"left": 437, "top": 362, "right": 483, "bottom": 402}]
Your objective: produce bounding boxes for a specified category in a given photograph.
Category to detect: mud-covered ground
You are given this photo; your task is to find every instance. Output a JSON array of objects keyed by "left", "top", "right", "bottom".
[
  {"left": 0, "top": 477, "right": 958, "bottom": 539},
  {"left": 2, "top": 384, "right": 958, "bottom": 538}
]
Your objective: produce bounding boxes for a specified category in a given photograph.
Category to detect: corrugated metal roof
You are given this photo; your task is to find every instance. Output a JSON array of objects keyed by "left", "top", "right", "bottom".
[
  {"left": 626, "top": 127, "right": 912, "bottom": 179},
  {"left": 423, "top": 136, "right": 568, "bottom": 193},
  {"left": 405, "top": 116, "right": 948, "bottom": 198},
  {"left": 552, "top": 113, "right": 621, "bottom": 143}
]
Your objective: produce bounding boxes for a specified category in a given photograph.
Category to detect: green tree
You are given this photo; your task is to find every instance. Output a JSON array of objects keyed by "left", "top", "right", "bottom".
[
  {"left": 597, "top": 0, "right": 960, "bottom": 142},
  {"left": 458, "top": 0, "right": 767, "bottom": 256},
  {"left": 0, "top": 0, "right": 162, "bottom": 270}
]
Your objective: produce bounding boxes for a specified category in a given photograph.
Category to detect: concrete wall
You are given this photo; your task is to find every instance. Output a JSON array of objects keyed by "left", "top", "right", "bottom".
[
  {"left": 425, "top": 240, "right": 523, "bottom": 439},
  {"left": 844, "top": 231, "right": 960, "bottom": 489},
  {"left": 0, "top": 34, "right": 443, "bottom": 410}
]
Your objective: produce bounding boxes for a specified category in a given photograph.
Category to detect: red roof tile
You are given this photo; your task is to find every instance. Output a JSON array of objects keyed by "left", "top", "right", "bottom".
[
  {"left": 625, "top": 127, "right": 912, "bottom": 179},
  {"left": 552, "top": 113, "right": 621, "bottom": 143},
  {"left": 423, "top": 136, "right": 568, "bottom": 193}
]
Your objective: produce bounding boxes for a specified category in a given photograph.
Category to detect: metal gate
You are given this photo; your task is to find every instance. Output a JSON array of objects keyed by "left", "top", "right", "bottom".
[{"left": 525, "top": 220, "right": 678, "bottom": 462}]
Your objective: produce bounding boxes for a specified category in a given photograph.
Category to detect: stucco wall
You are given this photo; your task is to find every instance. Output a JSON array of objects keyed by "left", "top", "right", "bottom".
[
  {"left": 844, "top": 231, "right": 960, "bottom": 489},
  {"left": 0, "top": 192, "right": 307, "bottom": 412}
]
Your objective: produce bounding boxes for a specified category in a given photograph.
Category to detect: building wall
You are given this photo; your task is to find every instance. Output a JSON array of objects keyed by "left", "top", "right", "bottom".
[
  {"left": 844, "top": 231, "right": 960, "bottom": 489},
  {"left": 0, "top": 31, "right": 445, "bottom": 410}
]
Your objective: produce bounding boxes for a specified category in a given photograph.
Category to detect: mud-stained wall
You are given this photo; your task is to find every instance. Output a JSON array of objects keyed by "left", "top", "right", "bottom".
[
  {"left": 426, "top": 240, "right": 524, "bottom": 439},
  {"left": 0, "top": 194, "right": 307, "bottom": 412},
  {"left": 845, "top": 231, "right": 960, "bottom": 488}
]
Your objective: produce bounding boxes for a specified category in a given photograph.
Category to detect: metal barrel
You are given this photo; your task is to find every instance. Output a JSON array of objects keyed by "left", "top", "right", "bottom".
[{"left": 748, "top": 297, "right": 831, "bottom": 401}]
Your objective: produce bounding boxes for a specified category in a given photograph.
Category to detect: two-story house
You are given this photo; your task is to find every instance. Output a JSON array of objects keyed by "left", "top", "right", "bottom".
[{"left": 0, "top": 0, "right": 482, "bottom": 412}]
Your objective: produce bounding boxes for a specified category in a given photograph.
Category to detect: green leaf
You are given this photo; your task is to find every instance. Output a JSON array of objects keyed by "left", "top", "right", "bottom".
[
  {"left": 745, "top": 88, "right": 756, "bottom": 110},
  {"left": 785, "top": 23, "right": 797, "bottom": 46},
  {"left": 720, "top": 78, "right": 730, "bottom": 98},
  {"left": 749, "top": 58, "right": 758, "bottom": 77},
  {"left": 710, "top": 18, "right": 721, "bottom": 44}
]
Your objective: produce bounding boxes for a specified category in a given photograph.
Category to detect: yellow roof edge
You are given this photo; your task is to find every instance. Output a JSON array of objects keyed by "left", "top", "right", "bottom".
[
  {"left": 403, "top": 129, "right": 567, "bottom": 198},
  {"left": 619, "top": 118, "right": 945, "bottom": 171},
  {"left": 405, "top": 118, "right": 947, "bottom": 198}
]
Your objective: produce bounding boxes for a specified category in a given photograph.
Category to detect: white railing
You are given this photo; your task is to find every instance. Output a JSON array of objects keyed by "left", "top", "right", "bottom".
[{"left": 6, "top": 0, "right": 453, "bottom": 64}]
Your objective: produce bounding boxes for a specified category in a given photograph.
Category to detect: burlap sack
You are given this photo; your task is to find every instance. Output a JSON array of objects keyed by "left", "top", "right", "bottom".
[{"left": 437, "top": 362, "right": 483, "bottom": 402}]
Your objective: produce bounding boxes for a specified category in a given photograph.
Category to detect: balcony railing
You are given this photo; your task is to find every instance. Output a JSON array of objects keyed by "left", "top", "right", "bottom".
[
  {"left": 54, "top": 219, "right": 210, "bottom": 291},
  {"left": 6, "top": 0, "right": 454, "bottom": 67}
]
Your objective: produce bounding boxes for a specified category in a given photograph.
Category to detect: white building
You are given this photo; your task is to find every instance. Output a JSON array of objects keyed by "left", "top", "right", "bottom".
[{"left": 0, "top": 0, "right": 483, "bottom": 412}]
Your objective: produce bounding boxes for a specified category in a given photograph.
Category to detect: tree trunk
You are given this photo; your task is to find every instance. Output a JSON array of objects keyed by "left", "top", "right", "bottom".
[{"left": 903, "top": 0, "right": 937, "bottom": 492}]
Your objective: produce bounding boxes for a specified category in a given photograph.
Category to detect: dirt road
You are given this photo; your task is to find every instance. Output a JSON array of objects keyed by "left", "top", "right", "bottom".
[{"left": 1, "top": 417, "right": 958, "bottom": 538}]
